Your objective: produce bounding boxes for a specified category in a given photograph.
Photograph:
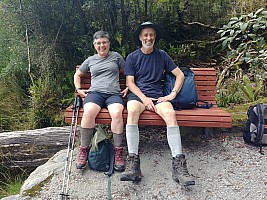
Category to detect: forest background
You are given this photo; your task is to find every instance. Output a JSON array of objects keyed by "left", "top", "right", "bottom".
[{"left": 0, "top": 0, "right": 266, "bottom": 132}]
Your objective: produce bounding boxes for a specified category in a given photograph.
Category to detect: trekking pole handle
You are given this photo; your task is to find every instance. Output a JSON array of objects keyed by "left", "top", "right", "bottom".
[
  {"left": 71, "top": 96, "right": 78, "bottom": 110},
  {"left": 76, "top": 95, "right": 83, "bottom": 108}
]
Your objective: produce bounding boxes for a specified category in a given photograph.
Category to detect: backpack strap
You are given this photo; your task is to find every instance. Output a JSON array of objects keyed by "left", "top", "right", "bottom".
[
  {"left": 104, "top": 140, "right": 114, "bottom": 176},
  {"left": 104, "top": 140, "right": 114, "bottom": 200},
  {"left": 196, "top": 100, "right": 213, "bottom": 109}
]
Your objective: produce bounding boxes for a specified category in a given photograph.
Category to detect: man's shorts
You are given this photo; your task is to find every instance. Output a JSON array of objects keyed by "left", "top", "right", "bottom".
[
  {"left": 83, "top": 91, "right": 124, "bottom": 108},
  {"left": 127, "top": 92, "right": 160, "bottom": 105}
]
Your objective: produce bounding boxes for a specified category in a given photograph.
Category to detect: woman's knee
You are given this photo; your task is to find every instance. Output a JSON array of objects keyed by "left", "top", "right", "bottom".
[{"left": 110, "top": 109, "right": 123, "bottom": 120}]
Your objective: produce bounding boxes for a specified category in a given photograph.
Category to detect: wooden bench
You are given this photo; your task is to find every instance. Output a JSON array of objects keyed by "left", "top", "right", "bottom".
[{"left": 65, "top": 66, "right": 232, "bottom": 130}]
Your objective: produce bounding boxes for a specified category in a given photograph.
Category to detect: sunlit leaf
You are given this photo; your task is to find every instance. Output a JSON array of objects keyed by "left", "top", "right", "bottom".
[
  {"left": 240, "top": 23, "right": 248, "bottom": 32},
  {"left": 255, "top": 8, "right": 264, "bottom": 15}
]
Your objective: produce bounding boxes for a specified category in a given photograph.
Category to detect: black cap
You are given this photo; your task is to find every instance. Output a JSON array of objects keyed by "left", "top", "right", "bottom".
[{"left": 133, "top": 21, "right": 162, "bottom": 46}]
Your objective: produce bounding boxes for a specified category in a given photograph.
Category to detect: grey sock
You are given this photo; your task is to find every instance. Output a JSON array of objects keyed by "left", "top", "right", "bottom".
[
  {"left": 167, "top": 126, "right": 182, "bottom": 157},
  {"left": 113, "top": 133, "right": 123, "bottom": 147},
  {"left": 80, "top": 127, "right": 95, "bottom": 147},
  {"left": 126, "top": 124, "right": 139, "bottom": 155}
]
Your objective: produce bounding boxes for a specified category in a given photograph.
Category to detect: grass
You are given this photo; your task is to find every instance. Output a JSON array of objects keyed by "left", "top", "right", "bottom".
[
  {"left": 222, "top": 97, "right": 267, "bottom": 127},
  {"left": 0, "top": 176, "right": 23, "bottom": 199}
]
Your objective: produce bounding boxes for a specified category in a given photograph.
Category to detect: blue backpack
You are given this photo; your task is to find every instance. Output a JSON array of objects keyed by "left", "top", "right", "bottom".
[
  {"left": 88, "top": 126, "right": 114, "bottom": 172},
  {"left": 87, "top": 126, "right": 115, "bottom": 199},
  {"left": 163, "top": 66, "right": 212, "bottom": 110}
]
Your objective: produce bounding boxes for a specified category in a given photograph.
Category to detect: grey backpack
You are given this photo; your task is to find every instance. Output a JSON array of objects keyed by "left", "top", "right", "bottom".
[{"left": 243, "top": 103, "right": 267, "bottom": 154}]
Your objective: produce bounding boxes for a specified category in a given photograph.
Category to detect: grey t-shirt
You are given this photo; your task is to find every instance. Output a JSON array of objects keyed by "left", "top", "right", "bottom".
[{"left": 79, "top": 51, "right": 125, "bottom": 94}]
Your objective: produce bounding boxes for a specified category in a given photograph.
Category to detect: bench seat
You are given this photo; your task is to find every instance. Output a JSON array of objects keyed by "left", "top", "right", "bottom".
[{"left": 65, "top": 66, "right": 232, "bottom": 128}]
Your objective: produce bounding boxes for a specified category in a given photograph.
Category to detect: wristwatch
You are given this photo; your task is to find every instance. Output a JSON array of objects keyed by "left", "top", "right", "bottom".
[{"left": 171, "top": 89, "right": 178, "bottom": 94}]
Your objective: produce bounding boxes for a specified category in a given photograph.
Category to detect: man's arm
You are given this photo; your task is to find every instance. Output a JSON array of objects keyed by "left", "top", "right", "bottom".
[
  {"left": 158, "top": 67, "right": 184, "bottom": 102},
  {"left": 171, "top": 67, "right": 184, "bottom": 94},
  {"left": 126, "top": 76, "right": 146, "bottom": 100}
]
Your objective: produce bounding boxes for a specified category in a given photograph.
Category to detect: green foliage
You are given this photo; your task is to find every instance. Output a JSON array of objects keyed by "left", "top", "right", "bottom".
[
  {"left": 217, "top": 8, "right": 267, "bottom": 78},
  {"left": 0, "top": 166, "right": 29, "bottom": 199},
  {"left": 217, "top": 7, "right": 267, "bottom": 105},
  {"left": 113, "top": 32, "right": 129, "bottom": 59},
  {"left": 0, "top": 177, "right": 23, "bottom": 198},
  {"left": 28, "top": 77, "right": 65, "bottom": 129},
  {"left": 0, "top": 77, "right": 28, "bottom": 132},
  {"left": 237, "top": 75, "right": 264, "bottom": 102},
  {"left": 166, "top": 44, "right": 197, "bottom": 64},
  {"left": 216, "top": 81, "right": 244, "bottom": 107}
]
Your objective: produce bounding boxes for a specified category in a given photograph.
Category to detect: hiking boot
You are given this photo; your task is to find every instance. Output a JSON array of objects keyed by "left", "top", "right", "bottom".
[
  {"left": 114, "top": 147, "right": 125, "bottom": 172},
  {"left": 172, "top": 154, "right": 195, "bottom": 186},
  {"left": 120, "top": 154, "right": 141, "bottom": 182},
  {"left": 76, "top": 145, "right": 90, "bottom": 169}
]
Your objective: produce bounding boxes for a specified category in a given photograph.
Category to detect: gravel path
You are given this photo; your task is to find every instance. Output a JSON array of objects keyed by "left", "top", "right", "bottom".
[{"left": 11, "top": 127, "right": 267, "bottom": 199}]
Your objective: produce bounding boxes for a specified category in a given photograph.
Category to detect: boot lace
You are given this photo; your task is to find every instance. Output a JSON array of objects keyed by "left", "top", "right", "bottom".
[
  {"left": 78, "top": 148, "right": 88, "bottom": 162},
  {"left": 174, "top": 159, "right": 190, "bottom": 177},
  {"left": 115, "top": 147, "right": 123, "bottom": 163}
]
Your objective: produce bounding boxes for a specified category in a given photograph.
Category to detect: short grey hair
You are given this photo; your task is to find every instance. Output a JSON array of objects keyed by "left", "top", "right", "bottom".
[{"left": 93, "top": 31, "right": 110, "bottom": 43}]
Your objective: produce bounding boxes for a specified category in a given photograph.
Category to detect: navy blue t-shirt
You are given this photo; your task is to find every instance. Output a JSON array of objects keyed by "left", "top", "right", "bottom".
[{"left": 124, "top": 48, "right": 177, "bottom": 98}]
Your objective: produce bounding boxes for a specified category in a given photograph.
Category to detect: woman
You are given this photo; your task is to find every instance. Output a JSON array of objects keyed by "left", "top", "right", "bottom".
[{"left": 74, "top": 31, "right": 127, "bottom": 172}]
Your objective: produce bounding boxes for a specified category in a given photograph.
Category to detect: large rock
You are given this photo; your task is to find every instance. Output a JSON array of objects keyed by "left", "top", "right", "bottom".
[
  {"left": 20, "top": 149, "right": 68, "bottom": 194},
  {"left": 0, "top": 127, "right": 73, "bottom": 169}
]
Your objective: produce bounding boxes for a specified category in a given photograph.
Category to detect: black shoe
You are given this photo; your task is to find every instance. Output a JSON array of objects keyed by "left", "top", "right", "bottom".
[
  {"left": 120, "top": 154, "right": 142, "bottom": 182},
  {"left": 172, "top": 154, "right": 195, "bottom": 186}
]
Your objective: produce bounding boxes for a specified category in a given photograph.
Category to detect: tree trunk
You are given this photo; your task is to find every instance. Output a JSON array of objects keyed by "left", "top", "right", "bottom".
[{"left": 0, "top": 127, "right": 75, "bottom": 169}]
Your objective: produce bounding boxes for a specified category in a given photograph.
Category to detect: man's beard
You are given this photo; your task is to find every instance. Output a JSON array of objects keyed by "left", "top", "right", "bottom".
[{"left": 141, "top": 39, "right": 154, "bottom": 50}]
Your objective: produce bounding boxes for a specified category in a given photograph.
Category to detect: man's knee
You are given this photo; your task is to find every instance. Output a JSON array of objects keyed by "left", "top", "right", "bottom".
[
  {"left": 167, "top": 108, "right": 176, "bottom": 117},
  {"left": 165, "top": 109, "right": 177, "bottom": 125},
  {"left": 127, "top": 104, "right": 142, "bottom": 123},
  {"left": 127, "top": 108, "right": 140, "bottom": 118}
]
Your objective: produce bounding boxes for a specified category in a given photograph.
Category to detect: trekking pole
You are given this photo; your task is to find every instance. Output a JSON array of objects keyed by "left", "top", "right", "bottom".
[
  {"left": 104, "top": 140, "right": 115, "bottom": 200},
  {"left": 59, "top": 95, "right": 82, "bottom": 200}
]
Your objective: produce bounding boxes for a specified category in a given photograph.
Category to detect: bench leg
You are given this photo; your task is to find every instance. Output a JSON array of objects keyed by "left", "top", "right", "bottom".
[{"left": 204, "top": 127, "right": 214, "bottom": 137}]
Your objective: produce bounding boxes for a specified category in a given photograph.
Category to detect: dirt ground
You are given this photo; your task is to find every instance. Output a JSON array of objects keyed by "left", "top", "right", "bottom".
[{"left": 28, "top": 126, "right": 267, "bottom": 200}]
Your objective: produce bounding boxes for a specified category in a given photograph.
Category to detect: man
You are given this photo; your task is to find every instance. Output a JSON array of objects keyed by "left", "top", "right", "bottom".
[{"left": 120, "top": 22, "right": 195, "bottom": 186}]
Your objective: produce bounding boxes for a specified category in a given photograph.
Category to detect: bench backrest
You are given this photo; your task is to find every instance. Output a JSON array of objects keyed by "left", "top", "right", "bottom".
[{"left": 76, "top": 65, "right": 217, "bottom": 106}]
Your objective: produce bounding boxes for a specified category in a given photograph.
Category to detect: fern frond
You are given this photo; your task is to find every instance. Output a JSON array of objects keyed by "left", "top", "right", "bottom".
[{"left": 237, "top": 82, "right": 253, "bottom": 101}]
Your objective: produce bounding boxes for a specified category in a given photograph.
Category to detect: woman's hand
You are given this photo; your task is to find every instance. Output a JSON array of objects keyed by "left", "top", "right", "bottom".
[{"left": 76, "top": 89, "right": 88, "bottom": 97}]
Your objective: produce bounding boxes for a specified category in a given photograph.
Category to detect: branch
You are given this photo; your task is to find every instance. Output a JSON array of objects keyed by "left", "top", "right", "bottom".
[
  {"left": 182, "top": 21, "right": 220, "bottom": 30},
  {"left": 53, "top": 17, "right": 64, "bottom": 46},
  {"left": 217, "top": 52, "right": 244, "bottom": 87}
]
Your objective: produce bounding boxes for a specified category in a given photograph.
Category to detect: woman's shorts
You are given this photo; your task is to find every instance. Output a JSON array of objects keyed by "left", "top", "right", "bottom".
[{"left": 83, "top": 91, "right": 124, "bottom": 108}]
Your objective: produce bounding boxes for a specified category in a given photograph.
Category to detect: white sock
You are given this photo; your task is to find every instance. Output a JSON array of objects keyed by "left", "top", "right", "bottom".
[
  {"left": 126, "top": 124, "right": 139, "bottom": 155},
  {"left": 167, "top": 126, "right": 182, "bottom": 157}
]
